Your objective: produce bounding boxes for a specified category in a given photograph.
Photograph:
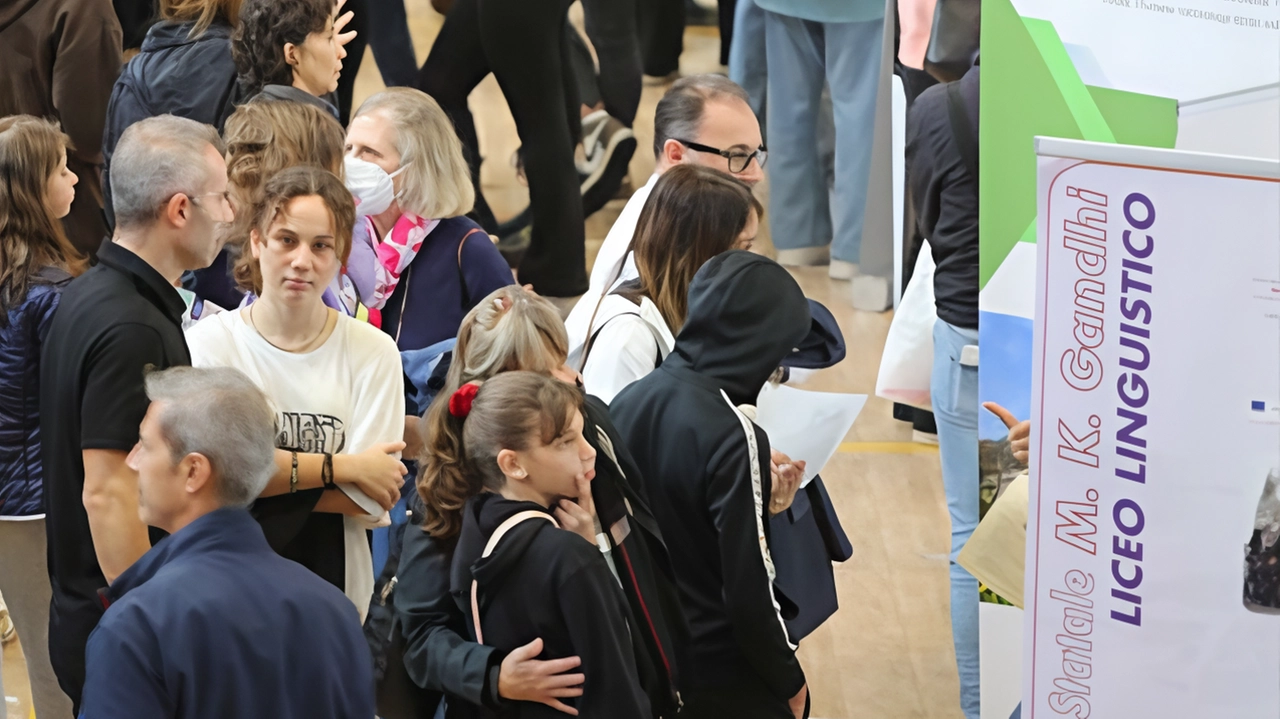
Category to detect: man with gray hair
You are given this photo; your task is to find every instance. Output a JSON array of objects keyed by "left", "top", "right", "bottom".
[
  {"left": 38, "top": 114, "right": 234, "bottom": 710},
  {"left": 566, "top": 73, "right": 766, "bottom": 344},
  {"left": 78, "top": 366, "right": 375, "bottom": 719}
]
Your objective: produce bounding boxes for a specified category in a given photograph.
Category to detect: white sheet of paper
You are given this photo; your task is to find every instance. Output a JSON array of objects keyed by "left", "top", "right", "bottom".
[{"left": 754, "top": 384, "right": 867, "bottom": 487}]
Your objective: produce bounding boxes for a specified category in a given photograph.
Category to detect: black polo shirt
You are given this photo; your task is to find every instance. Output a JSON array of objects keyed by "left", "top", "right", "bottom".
[{"left": 39, "top": 239, "right": 190, "bottom": 707}]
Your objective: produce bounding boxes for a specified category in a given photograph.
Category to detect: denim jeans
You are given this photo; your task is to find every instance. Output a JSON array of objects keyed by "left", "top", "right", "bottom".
[
  {"left": 728, "top": 0, "right": 767, "bottom": 136},
  {"left": 763, "top": 12, "right": 883, "bottom": 263},
  {"left": 930, "top": 318, "right": 980, "bottom": 719}
]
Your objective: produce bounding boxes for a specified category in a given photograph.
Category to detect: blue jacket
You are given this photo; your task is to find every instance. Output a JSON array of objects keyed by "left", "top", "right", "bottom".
[
  {"left": 101, "top": 19, "right": 238, "bottom": 228},
  {"left": 0, "top": 268, "right": 71, "bottom": 517},
  {"left": 80, "top": 508, "right": 375, "bottom": 719},
  {"left": 379, "top": 216, "right": 515, "bottom": 352}
]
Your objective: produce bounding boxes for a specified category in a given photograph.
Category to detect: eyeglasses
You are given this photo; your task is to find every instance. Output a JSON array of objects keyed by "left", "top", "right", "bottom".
[
  {"left": 674, "top": 139, "right": 768, "bottom": 174},
  {"left": 186, "top": 191, "right": 234, "bottom": 222},
  {"left": 188, "top": 191, "right": 232, "bottom": 207}
]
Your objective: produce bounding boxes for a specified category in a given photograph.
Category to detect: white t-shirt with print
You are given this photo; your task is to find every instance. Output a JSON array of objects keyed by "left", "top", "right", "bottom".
[{"left": 186, "top": 309, "right": 405, "bottom": 617}]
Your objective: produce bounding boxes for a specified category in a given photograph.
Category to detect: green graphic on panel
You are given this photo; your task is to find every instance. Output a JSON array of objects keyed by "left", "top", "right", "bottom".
[{"left": 978, "top": 0, "right": 1178, "bottom": 289}]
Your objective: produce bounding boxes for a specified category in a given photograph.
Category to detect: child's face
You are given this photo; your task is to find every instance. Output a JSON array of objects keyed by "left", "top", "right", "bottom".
[
  {"left": 513, "top": 409, "right": 596, "bottom": 505},
  {"left": 250, "top": 195, "right": 341, "bottom": 303}
]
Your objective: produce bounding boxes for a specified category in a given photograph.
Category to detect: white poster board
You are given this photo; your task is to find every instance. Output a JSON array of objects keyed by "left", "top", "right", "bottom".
[{"left": 1026, "top": 137, "right": 1280, "bottom": 716}]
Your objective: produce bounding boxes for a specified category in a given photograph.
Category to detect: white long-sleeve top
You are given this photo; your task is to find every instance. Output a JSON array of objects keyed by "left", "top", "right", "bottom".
[{"left": 572, "top": 294, "right": 675, "bottom": 405}]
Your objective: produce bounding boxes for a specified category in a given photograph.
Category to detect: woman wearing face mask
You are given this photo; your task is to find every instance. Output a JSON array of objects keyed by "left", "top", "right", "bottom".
[
  {"left": 0, "top": 115, "right": 83, "bottom": 719},
  {"left": 567, "top": 164, "right": 761, "bottom": 404},
  {"left": 186, "top": 166, "right": 406, "bottom": 618},
  {"left": 232, "top": 0, "right": 347, "bottom": 120},
  {"left": 395, "top": 285, "right": 683, "bottom": 718},
  {"left": 344, "top": 87, "right": 514, "bottom": 349}
]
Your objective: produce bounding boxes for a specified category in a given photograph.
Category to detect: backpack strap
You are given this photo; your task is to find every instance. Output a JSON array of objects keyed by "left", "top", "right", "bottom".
[
  {"left": 946, "top": 81, "right": 978, "bottom": 181},
  {"left": 470, "top": 510, "right": 559, "bottom": 644},
  {"left": 456, "top": 227, "right": 486, "bottom": 310},
  {"left": 720, "top": 391, "right": 796, "bottom": 651}
]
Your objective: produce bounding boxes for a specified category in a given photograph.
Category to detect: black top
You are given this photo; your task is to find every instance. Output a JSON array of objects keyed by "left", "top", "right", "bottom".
[
  {"left": 39, "top": 239, "right": 190, "bottom": 703},
  {"left": 610, "top": 251, "right": 810, "bottom": 703},
  {"left": 905, "top": 65, "right": 980, "bottom": 330},
  {"left": 451, "top": 494, "right": 653, "bottom": 719},
  {"left": 395, "top": 396, "right": 684, "bottom": 718}
]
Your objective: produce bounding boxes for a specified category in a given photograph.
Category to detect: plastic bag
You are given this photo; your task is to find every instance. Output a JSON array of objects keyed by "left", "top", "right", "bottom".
[{"left": 875, "top": 243, "right": 936, "bottom": 410}]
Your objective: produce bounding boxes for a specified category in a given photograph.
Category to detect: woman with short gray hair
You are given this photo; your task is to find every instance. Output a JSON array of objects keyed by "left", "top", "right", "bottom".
[{"left": 344, "top": 87, "right": 513, "bottom": 353}]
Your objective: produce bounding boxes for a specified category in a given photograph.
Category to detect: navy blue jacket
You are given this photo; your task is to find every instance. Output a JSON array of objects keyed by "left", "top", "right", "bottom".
[
  {"left": 0, "top": 268, "right": 71, "bottom": 517},
  {"left": 379, "top": 216, "right": 515, "bottom": 352},
  {"left": 101, "top": 19, "right": 238, "bottom": 228},
  {"left": 80, "top": 508, "right": 375, "bottom": 719}
]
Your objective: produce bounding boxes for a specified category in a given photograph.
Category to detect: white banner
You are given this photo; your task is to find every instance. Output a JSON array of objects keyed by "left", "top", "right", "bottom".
[{"left": 1027, "top": 139, "right": 1280, "bottom": 716}]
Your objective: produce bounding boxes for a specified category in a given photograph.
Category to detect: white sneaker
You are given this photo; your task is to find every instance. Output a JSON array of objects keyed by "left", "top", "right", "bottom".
[
  {"left": 776, "top": 246, "right": 830, "bottom": 267},
  {"left": 828, "top": 259, "right": 859, "bottom": 280}
]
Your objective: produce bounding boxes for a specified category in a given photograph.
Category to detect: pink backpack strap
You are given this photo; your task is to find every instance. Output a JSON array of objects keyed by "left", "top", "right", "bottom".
[{"left": 470, "top": 510, "right": 559, "bottom": 644}]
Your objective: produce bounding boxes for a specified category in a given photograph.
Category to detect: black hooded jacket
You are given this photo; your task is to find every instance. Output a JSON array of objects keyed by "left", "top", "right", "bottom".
[
  {"left": 609, "top": 251, "right": 811, "bottom": 704},
  {"left": 450, "top": 493, "right": 652, "bottom": 719},
  {"left": 395, "top": 396, "right": 684, "bottom": 717}
]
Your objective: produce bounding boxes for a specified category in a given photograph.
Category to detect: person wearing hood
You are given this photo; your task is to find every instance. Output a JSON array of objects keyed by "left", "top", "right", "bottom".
[
  {"left": 610, "top": 250, "right": 811, "bottom": 719},
  {"left": 0, "top": 0, "right": 121, "bottom": 255},
  {"left": 79, "top": 366, "right": 374, "bottom": 719},
  {"left": 442, "top": 371, "right": 652, "bottom": 719}
]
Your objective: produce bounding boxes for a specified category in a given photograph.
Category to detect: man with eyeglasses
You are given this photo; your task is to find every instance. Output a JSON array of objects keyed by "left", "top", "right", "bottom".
[
  {"left": 38, "top": 115, "right": 233, "bottom": 713},
  {"left": 567, "top": 73, "right": 766, "bottom": 351}
]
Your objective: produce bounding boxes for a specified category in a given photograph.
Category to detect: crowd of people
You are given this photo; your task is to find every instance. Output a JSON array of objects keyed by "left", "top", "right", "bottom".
[{"left": 0, "top": 0, "right": 985, "bottom": 717}]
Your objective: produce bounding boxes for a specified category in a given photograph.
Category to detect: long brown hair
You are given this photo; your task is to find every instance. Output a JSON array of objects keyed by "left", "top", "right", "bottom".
[
  {"left": 418, "top": 285, "right": 569, "bottom": 538},
  {"left": 460, "top": 372, "right": 583, "bottom": 492},
  {"left": 223, "top": 99, "right": 346, "bottom": 294},
  {"left": 160, "top": 0, "right": 244, "bottom": 37},
  {"left": 625, "top": 164, "right": 761, "bottom": 332},
  {"left": 0, "top": 116, "right": 86, "bottom": 324}
]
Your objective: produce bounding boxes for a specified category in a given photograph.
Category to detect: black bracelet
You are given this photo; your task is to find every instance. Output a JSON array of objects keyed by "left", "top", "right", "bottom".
[
  {"left": 322, "top": 452, "right": 336, "bottom": 490},
  {"left": 289, "top": 451, "right": 298, "bottom": 494}
]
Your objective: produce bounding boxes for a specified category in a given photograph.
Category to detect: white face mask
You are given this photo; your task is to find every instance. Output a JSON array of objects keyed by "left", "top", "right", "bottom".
[{"left": 345, "top": 155, "right": 410, "bottom": 218}]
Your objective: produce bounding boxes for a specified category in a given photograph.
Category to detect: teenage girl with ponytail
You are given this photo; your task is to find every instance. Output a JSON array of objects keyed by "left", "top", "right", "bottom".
[
  {"left": 395, "top": 285, "right": 683, "bottom": 718},
  {"left": 439, "top": 371, "right": 650, "bottom": 718}
]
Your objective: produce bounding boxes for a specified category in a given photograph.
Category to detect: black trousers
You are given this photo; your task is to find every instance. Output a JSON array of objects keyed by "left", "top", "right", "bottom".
[
  {"left": 718, "top": 0, "right": 737, "bottom": 66},
  {"left": 679, "top": 682, "right": 810, "bottom": 719},
  {"left": 636, "top": 0, "right": 684, "bottom": 77},
  {"left": 335, "top": 0, "right": 369, "bottom": 123},
  {"left": 582, "top": 0, "right": 642, "bottom": 126},
  {"left": 418, "top": 0, "right": 587, "bottom": 296}
]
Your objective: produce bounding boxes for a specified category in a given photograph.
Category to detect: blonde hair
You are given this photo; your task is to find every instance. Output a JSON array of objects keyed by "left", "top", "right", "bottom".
[
  {"left": 418, "top": 285, "right": 569, "bottom": 538},
  {"left": 160, "top": 0, "right": 244, "bottom": 37},
  {"left": 353, "top": 88, "right": 475, "bottom": 220},
  {"left": 222, "top": 99, "right": 346, "bottom": 293}
]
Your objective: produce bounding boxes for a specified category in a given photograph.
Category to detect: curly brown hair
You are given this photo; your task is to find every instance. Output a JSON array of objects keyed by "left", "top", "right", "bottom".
[{"left": 231, "top": 0, "right": 334, "bottom": 98}]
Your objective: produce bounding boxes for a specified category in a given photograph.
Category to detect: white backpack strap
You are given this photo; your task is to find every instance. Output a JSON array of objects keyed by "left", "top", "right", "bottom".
[
  {"left": 720, "top": 391, "right": 797, "bottom": 651},
  {"left": 470, "top": 510, "right": 559, "bottom": 644}
]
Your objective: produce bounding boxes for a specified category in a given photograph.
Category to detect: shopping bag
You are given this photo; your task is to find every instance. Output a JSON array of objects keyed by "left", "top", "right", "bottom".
[{"left": 875, "top": 243, "right": 936, "bottom": 410}]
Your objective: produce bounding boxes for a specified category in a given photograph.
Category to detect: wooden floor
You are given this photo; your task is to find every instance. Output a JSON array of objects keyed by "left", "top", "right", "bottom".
[{"left": 2, "top": 4, "right": 959, "bottom": 717}]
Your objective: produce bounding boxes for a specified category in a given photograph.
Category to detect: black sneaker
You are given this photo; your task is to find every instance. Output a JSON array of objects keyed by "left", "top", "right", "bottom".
[{"left": 579, "top": 112, "right": 636, "bottom": 217}]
